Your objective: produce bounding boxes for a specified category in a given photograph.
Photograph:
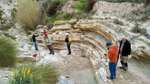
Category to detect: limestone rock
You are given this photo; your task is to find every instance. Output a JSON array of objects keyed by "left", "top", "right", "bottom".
[
  {"left": 99, "top": 67, "right": 107, "bottom": 82},
  {"left": 57, "top": 75, "right": 74, "bottom": 84},
  {"left": 54, "top": 19, "right": 77, "bottom": 26},
  {"left": 36, "top": 25, "right": 44, "bottom": 29}
]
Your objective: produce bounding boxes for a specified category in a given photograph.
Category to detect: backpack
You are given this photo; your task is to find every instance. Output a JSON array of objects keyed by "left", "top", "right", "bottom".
[
  {"left": 30, "top": 36, "right": 33, "bottom": 42},
  {"left": 69, "top": 37, "right": 72, "bottom": 42}
]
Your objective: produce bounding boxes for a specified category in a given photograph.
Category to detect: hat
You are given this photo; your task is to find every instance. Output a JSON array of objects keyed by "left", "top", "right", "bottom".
[
  {"left": 106, "top": 42, "right": 112, "bottom": 47},
  {"left": 66, "top": 33, "right": 69, "bottom": 36}
]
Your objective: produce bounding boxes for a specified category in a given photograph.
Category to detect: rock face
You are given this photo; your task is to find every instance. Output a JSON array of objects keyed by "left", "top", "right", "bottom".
[
  {"left": 92, "top": 1, "right": 150, "bottom": 60},
  {"left": 45, "top": 8, "right": 150, "bottom": 83}
]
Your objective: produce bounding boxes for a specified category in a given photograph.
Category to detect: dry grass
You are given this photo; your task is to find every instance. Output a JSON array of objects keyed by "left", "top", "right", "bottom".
[
  {"left": 17, "top": 64, "right": 60, "bottom": 84},
  {"left": 17, "top": 0, "right": 42, "bottom": 31}
]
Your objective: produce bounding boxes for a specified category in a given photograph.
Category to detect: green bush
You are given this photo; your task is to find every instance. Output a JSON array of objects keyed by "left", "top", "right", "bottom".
[
  {"left": 17, "top": 0, "right": 42, "bottom": 31},
  {"left": 12, "top": 65, "right": 60, "bottom": 84},
  {"left": 0, "top": 37, "right": 17, "bottom": 67},
  {"left": 74, "top": 0, "right": 97, "bottom": 12},
  {"left": 10, "top": 67, "right": 33, "bottom": 84},
  {"left": 74, "top": 0, "right": 87, "bottom": 10},
  {"left": 131, "top": 23, "right": 147, "bottom": 35}
]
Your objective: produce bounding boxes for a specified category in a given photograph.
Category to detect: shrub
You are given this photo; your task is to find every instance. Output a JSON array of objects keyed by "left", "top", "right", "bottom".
[
  {"left": 9, "top": 67, "right": 33, "bottom": 84},
  {"left": 131, "top": 22, "right": 147, "bottom": 35},
  {"left": 11, "top": 65, "right": 60, "bottom": 84},
  {"left": 0, "top": 36, "right": 17, "bottom": 67},
  {"left": 16, "top": 0, "right": 42, "bottom": 31}
]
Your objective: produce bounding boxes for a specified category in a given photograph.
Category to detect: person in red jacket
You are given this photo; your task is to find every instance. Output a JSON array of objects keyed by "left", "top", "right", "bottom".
[
  {"left": 106, "top": 42, "right": 119, "bottom": 80},
  {"left": 44, "top": 30, "right": 47, "bottom": 37}
]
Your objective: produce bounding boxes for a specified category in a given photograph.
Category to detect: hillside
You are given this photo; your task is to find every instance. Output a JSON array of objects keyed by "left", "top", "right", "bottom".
[{"left": 0, "top": 0, "right": 150, "bottom": 84}]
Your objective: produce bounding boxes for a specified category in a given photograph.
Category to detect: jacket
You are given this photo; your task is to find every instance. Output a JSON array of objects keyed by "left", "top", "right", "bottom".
[
  {"left": 46, "top": 37, "right": 51, "bottom": 45},
  {"left": 32, "top": 35, "right": 39, "bottom": 42},
  {"left": 44, "top": 32, "right": 47, "bottom": 35},
  {"left": 65, "top": 37, "right": 72, "bottom": 44},
  {"left": 107, "top": 46, "right": 119, "bottom": 62},
  {"left": 119, "top": 40, "right": 131, "bottom": 56}
]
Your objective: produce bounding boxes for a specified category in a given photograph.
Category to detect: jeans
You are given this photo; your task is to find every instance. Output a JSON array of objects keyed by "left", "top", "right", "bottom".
[
  {"left": 34, "top": 42, "right": 38, "bottom": 51},
  {"left": 109, "top": 62, "right": 116, "bottom": 79}
]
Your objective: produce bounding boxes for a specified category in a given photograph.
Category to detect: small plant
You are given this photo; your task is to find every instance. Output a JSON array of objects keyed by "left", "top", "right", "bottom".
[
  {"left": 10, "top": 67, "right": 33, "bottom": 84},
  {"left": 11, "top": 8, "right": 17, "bottom": 19},
  {"left": 0, "top": 36, "right": 17, "bottom": 67},
  {"left": 131, "top": 22, "right": 148, "bottom": 35},
  {"left": 0, "top": 9, "right": 3, "bottom": 20},
  {"left": 113, "top": 19, "right": 123, "bottom": 25}
]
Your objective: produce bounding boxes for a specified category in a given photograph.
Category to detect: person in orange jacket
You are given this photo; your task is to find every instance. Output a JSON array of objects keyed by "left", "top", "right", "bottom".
[{"left": 106, "top": 42, "right": 119, "bottom": 80}]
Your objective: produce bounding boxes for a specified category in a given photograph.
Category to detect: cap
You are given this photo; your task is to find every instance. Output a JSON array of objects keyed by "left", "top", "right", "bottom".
[
  {"left": 106, "top": 42, "right": 112, "bottom": 47},
  {"left": 66, "top": 33, "right": 69, "bottom": 36}
]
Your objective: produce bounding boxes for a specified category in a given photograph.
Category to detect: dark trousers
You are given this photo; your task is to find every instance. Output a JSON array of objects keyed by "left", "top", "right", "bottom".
[
  {"left": 48, "top": 45, "right": 54, "bottom": 54},
  {"left": 67, "top": 43, "right": 71, "bottom": 54},
  {"left": 109, "top": 62, "right": 116, "bottom": 80}
]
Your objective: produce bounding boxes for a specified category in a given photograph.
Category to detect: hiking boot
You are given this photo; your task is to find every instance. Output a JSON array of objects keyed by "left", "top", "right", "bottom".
[
  {"left": 123, "top": 68, "right": 128, "bottom": 71},
  {"left": 107, "top": 76, "right": 113, "bottom": 80},
  {"left": 119, "top": 66, "right": 124, "bottom": 69},
  {"left": 113, "top": 76, "right": 116, "bottom": 79}
]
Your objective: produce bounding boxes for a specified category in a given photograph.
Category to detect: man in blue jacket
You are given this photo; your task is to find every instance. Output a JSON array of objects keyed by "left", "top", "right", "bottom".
[{"left": 119, "top": 36, "right": 131, "bottom": 71}]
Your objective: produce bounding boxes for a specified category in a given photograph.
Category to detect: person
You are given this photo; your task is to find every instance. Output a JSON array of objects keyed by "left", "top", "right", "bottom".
[
  {"left": 106, "top": 42, "right": 119, "bottom": 80},
  {"left": 44, "top": 30, "right": 47, "bottom": 37},
  {"left": 45, "top": 35, "right": 54, "bottom": 54},
  {"left": 119, "top": 36, "right": 131, "bottom": 71},
  {"left": 32, "top": 33, "right": 39, "bottom": 51},
  {"left": 65, "top": 33, "right": 72, "bottom": 55}
]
